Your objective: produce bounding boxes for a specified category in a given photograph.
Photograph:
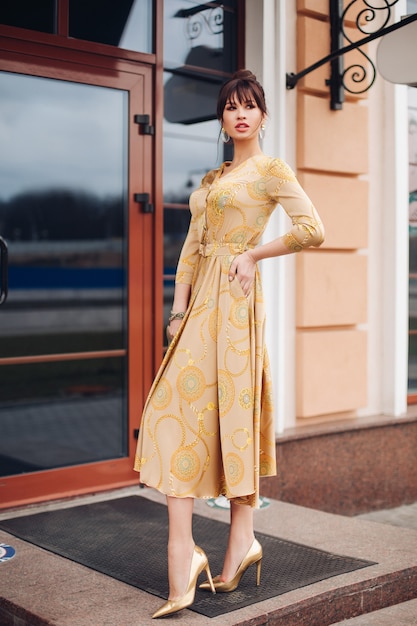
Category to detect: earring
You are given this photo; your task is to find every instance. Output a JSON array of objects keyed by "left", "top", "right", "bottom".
[
  {"left": 221, "top": 127, "right": 230, "bottom": 143},
  {"left": 259, "top": 124, "right": 266, "bottom": 140}
]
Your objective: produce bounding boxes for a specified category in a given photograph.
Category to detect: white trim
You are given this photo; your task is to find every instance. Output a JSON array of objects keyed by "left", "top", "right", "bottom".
[
  {"left": 245, "top": 0, "right": 296, "bottom": 432},
  {"left": 365, "top": 1, "right": 409, "bottom": 418},
  {"left": 381, "top": 81, "right": 409, "bottom": 415}
]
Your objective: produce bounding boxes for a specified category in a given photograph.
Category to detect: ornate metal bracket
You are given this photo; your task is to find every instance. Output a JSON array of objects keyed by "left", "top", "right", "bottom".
[
  {"left": 286, "top": 0, "right": 417, "bottom": 110},
  {"left": 174, "top": 1, "right": 224, "bottom": 41}
]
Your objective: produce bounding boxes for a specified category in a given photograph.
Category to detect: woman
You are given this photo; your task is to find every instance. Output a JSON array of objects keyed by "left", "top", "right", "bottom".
[{"left": 134, "top": 69, "right": 324, "bottom": 619}]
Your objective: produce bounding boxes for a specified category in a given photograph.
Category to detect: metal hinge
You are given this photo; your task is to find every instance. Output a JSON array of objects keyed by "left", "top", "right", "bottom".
[
  {"left": 134, "top": 193, "right": 154, "bottom": 214},
  {"left": 134, "top": 114, "right": 154, "bottom": 135}
]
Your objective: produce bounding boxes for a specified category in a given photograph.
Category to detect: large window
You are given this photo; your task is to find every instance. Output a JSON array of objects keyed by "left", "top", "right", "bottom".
[
  {"left": 162, "top": 0, "right": 240, "bottom": 336},
  {"left": 0, "top": 0, "right": 56, "bottom": 33},
  {"left": 69, "top": 0, "right": 153, "bottom": 53},
  {"left": 0, "top": 0, "right": 154, "bottom": 54}
]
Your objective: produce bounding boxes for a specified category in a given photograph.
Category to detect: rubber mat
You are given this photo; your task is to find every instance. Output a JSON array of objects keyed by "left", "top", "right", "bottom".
[{"left": 0, "top": 495, "right": 375, "bottom": 618}]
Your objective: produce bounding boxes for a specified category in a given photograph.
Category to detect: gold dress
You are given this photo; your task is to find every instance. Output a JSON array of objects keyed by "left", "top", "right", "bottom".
[{"left": 134, "top": 155, "right": 324, "bottom": 507}]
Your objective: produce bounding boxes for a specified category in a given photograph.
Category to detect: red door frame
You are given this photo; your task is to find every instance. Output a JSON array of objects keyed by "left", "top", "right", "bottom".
[{"left": 0, "top": 34, "right": 163, "bottom": 509}]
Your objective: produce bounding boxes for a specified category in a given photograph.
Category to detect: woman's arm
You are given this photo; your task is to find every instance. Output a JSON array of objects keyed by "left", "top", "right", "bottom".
[
  {"left": 166, "top": 212, "right": 198, "bottom": 339},
  {"left": 229, "top": 161, "right": 324, "bottom": 295}
]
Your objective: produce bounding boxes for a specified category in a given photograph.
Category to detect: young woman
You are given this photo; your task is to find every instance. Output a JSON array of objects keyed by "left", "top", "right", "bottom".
[{"left": 134, "top": 69, "right": 324, "bottom": 619}]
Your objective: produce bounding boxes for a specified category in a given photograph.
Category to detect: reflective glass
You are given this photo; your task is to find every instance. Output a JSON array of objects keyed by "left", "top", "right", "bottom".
[
  {"left": 0, "top": 72, "right": 129, "bottom": 474},
  {"left": 164, "top": 0, "right": 237, "bottom": 71},
  {"left": 163, "top": 89, "right": 221, "bottom": 198},
  {"left": 407, "top": 0, "right": 417, "bottom": 14},
  {"left": 162, "top": 1, "right": 238, "bottom": 344},
  {"left": 0, "top": 0, "right": 56, "bottom": 33},
  {"left": 408, "top": 85, "right": 417, "bottom": 394},
  {"left": 162, "top": 72, "right": 232, "bottom": 341},
  {"left": 0, "top": 358, "right": 126, "bottom": 475},
  {"left": 69, "top": 0, "right": 153, "bottom": 54},
  {"left": 163, "top": 1, "right": 236, "bottom": 126}
]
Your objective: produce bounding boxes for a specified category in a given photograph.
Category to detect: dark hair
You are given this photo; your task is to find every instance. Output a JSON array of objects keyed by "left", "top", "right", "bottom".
[{"left": 216, "top": 70, "right": 267, "bottom": 122}]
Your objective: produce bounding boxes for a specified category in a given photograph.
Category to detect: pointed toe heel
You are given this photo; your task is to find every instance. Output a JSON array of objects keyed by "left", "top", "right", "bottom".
[
  {"left": 199, "top": 538, "right": 262, "bottom": 593},
  {"left": 152, "top": 545, "right": 215, "bottom": 618}
]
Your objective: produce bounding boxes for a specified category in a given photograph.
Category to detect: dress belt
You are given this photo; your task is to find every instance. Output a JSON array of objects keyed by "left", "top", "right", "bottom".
[{"left": 199, "top": 242, "right": 255, "bottom": 257}]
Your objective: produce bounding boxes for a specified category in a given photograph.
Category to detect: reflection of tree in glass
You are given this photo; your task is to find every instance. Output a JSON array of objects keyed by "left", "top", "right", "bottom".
[{"left": 0, "top": 189, "right": 124, "bottom": 241}]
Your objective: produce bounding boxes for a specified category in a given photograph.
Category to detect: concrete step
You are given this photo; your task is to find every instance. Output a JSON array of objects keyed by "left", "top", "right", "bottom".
[{"left": 1, "top": 487, "right": 417, "bottom": 626}]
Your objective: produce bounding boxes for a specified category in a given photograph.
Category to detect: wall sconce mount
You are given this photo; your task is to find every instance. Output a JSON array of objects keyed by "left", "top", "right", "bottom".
[{"left": 286, "top": 0, "right": 417, "bottom": 110}]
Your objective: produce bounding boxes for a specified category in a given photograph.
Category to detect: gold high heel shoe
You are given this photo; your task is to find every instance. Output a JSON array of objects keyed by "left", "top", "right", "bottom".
[
  {"left": 199, "top": 538, "right": 262, "bottom": 593},
  {"left": 152, "top": 545, "right": 215, "bottom": 619}
]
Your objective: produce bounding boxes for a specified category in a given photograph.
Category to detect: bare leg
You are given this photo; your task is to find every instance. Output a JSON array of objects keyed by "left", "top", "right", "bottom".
[
  {"left": 166, "top": 496, "right": 195, "bottom": 600},
  {"left": 220, "top": 500, "right": 254, "bottom": 581}
]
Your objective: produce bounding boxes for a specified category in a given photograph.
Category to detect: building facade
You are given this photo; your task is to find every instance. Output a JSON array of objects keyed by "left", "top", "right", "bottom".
[{"left": 0, "top": 0, "right": 416, "bottom": 513}]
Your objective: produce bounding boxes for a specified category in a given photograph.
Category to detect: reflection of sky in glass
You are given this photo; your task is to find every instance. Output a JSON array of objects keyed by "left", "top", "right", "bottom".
[
  {"left": 164, "top": 0, "right": 223, "bottom": 69},
  {"left": 163, "top": 128, "right": 220, "bottom": 197},
  {"left": 163, "top": 2, "right": 230, "bottom": 198},
  {"left": 117, "top": 0, "right": 153, "bottom": 53},
  {"left": 0, "top": 72, "right": 127, "bottom": 201},
  {"left": 407, "top": 0, "right": 417, "bottom": 14}
]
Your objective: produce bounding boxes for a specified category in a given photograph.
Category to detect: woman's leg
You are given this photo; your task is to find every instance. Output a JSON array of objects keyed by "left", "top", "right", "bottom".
[
  {"left": 166, "top": 496, "right": 195, "bottom": 599},
  {"left": 220, "top": 500, "right": 255, "bottom": 581}
]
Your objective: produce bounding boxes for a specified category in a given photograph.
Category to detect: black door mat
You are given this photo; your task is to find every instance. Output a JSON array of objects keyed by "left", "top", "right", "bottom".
[{"left": 0, "top": 495, "right": 375, "bottom": 618}]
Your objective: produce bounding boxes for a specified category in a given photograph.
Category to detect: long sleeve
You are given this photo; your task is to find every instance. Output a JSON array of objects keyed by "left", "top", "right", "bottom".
[
  {"left": 266, "top": 158, "right": 325, "bottom": 251},
  {"left": 175, "top": 211, "right": 200, "bottom": 285},
  {"left": 175, "top": 168, "right": 219, "bottom": 285}
]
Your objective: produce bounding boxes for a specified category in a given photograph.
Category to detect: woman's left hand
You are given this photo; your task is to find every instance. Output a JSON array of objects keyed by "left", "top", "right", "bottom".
[
  {"left": 228, "top": 250, "right": 256, "bottom": 296},
  {"left": 166, "top": 318, "right": 183, "bottom": 344}
]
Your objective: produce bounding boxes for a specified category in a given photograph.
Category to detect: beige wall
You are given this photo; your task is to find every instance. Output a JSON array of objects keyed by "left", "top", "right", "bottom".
[{"left": 295, "top": 1, "right": 369, "bottom": 420}]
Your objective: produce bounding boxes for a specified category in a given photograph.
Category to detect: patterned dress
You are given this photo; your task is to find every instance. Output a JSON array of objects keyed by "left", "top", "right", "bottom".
[{"left": 134, "top": 155, "right": 324, "bottom": 507}]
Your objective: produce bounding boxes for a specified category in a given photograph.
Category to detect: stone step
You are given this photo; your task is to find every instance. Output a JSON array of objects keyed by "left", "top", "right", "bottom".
[
  {"left": 332, "top": 598, "right": 417, "bottom": 625},
  {"left": 0, "top": 488, "right": 416, "bottom": 626}
]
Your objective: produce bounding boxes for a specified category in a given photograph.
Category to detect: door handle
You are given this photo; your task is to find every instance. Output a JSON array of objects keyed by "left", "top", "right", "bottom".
[{"left": 0, "top": 236, "right": 9, "bottom": 305}]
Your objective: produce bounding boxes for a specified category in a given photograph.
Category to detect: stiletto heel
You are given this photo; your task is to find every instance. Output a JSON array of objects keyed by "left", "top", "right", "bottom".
[
  {"left": 256, "top": 557, "right": 261, "bottom": 586},
  {"left": 199, "top": 538, "right": 262, "bottom": 593},
  {"left": 152, "top": 545, "right": 215, "bottom": 619},
  {"left": 204, "top": 560, "right": 216, "bottom": 594}
]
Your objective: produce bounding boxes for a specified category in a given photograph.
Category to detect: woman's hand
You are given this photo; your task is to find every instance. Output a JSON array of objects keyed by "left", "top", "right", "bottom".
[
  {"left": 228, "top": 250, "right": 256, "bottom": 296},
  {"left": 166, "top": 317, "right": 184, "bottom": 344},
  {"left": 167, "top": 318, "right": 182, "bottom": 339}
]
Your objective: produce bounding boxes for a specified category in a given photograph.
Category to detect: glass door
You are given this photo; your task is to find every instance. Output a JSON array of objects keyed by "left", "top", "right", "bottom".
[{"left": 0, "top": 62, "right": 154, "bottom": 507}]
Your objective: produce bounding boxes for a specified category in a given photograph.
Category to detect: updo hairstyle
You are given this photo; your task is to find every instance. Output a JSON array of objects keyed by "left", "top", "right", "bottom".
[{"left": 216, "top": 70, "right": 268, "bottom": 122}]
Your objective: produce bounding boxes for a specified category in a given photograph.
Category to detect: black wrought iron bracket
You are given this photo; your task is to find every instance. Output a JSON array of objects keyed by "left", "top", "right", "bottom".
[{"left": 286, "top": 0, "right": 417, "bottom": 110}]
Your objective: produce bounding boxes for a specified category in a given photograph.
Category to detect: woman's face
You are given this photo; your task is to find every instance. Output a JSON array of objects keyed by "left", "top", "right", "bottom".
[{"left": 221, "top": 92, "right": 265, "bottom": 142}]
